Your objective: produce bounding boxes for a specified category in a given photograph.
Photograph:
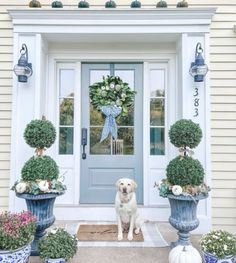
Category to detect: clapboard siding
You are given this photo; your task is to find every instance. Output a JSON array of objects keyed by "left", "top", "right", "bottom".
[{"left": 0, "top": 0, "right": 236, "bottom": 234}]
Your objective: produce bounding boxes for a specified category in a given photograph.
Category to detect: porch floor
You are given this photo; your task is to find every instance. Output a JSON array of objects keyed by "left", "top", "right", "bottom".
[{"left": 29, "top": 222, "right": 201, "bottom": 263}]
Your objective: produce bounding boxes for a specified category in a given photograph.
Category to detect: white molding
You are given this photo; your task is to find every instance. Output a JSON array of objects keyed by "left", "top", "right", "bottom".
[{"left": 8, "top": 7, "right": 215, "bottom": 232}]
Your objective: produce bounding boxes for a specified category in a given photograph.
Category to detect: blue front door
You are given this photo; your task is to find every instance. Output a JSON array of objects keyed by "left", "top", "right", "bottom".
[{"left": 80, "top": 63, "right": 143, "bottom": 204}]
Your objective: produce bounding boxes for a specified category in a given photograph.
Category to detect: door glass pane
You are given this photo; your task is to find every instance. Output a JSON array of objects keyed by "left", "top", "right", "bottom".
[
  {"left": 150, "top": 68, "right": 166, "bottom": 156},
  {"left": 116, "top": 107, "right": 134, "bottom": 126},
  {"left": 58, "top": 68, "right": 74, "bottom": 155},
  {"left": 60, "top": 98, "right": 74, "bottom": 126},
  {"left": 150, "top": 69, "right": 165, "bottom": 97},
  {"left": 150, "top": 99, "right": 165, "bottom": 126},
  {"left": 150, "top": 128, "right": 165, "bottom": 155},
  {"left": 115, "top": 128, "right": 134, "bottom": 155},
  {"left": 114, "top": 70, "right": 134, "bottom": 89},
  {"left": 90, "top": 105, "right": 104, "bottom": 126},
  {"left": 90, "top": 127, "right": 111, "bottom": 155},
  {"left": 59, "top": 127, "right": 74, "bottom": 154},
  {"left": 59, "top": 69, "right": 74, "bottom": 98},
  {"left": 90, "top": 70, "right": 110, "bottom": 84}
]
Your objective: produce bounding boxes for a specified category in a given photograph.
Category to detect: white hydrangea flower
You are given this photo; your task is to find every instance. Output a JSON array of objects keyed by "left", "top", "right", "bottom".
[
  {"left": 38, "top": 180, "right": 49, "bottom": 192},
  {"left": 224, "top": 245, "right": 228, "bottom": 250},
  {"left": 110, "top": 82, "right": 115, "bottom": 89},
  {"left": 172, "top": 185, "right": 183, "bottom": 196},
  {"left": 50, "top": 228, "right": 59, "bottom": 234},
  {"left": 16, "top": 182, "right": 27, "bottom": 193}
]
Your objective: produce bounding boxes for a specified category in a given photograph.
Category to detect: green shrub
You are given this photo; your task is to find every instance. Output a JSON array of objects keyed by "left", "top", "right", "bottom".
[
  {"left": 21, "top": 155, "right": 59, "bottom": 181},
  {"left": 24, "top": 119, "right": 56, "bottom": 149},
  {"left": 38, "top": 228, "right": 77, "bottom": 261},
  {"left": 169, "top": 119, "right": 202, "bottom": 149},
  {"left": 166, "top": 156, "right": 204, "bottom": 186}
]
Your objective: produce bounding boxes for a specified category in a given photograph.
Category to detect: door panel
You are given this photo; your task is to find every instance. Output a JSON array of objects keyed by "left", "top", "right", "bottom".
[{"left": 80, "top": 63, "right": 143, "bottom": 204}]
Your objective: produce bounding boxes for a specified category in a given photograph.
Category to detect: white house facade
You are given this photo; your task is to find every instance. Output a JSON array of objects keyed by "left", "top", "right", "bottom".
[{"left": 8, "top": 8, "right": 216, "bottom": 233}]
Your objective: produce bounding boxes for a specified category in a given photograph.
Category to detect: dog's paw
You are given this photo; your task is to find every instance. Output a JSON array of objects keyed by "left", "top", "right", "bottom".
[
  {"left": 128, "top": 233, "right": 133, "bottom": 241},
  {"left": 118, "top": 233, "right": 123, "bottom": 241},
  {"left": 134, "top": 228, "right": 140, "bottom": 235}
]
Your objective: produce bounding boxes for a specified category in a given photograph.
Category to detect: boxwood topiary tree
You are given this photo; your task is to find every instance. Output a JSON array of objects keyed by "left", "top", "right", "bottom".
[
  {"left": 17, "top": 117, "right": 61, "bottom": 194},
  {"left": 166, "top": 119, "right": 204, "bottom": 188}
]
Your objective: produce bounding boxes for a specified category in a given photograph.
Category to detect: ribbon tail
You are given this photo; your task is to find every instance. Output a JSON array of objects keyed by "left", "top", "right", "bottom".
[
  {"left": 110, "top": 118, "right": 118, "bottom": 140},
  {"left": 100, "top": 118, "right": 110, "bottom": 143}
]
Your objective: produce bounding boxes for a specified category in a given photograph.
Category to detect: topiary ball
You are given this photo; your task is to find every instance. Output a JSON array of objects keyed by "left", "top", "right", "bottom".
[
  {"left": 176, "top": 0, "right": 188, "bottom": 7},
  {"left": 156, "top": 0, "right": 167, "bottom": 7},
  {"left": 169, "top": 119, "right": 202, "bottom": 149},
  {"left": 51, "top": 1, "right": 63, "bottom": 8},
  {"left": 24, "top": 119, "right": 56, "bottom": 149},
  {"left": 29, "top": 0, "right": 41, "bottom": 7},
  {"left": 130, "top": 0, "right": 141, "bottom": 8},
  {"left": 78, "top": 0, "right": 89, "bottom": 8},
  {"left": 21, "top": 155, "right": 59, "bottom": 181},
  {"left": 166, "top": 156, "right": 204, "bottom": 186},
  {"left": 105, "top": 0, "right": 116, "bottom": 8}
]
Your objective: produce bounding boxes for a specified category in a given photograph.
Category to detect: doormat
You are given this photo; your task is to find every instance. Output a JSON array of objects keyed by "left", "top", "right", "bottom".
[
  {"left": 77, "top": 224, "right": 144, "bottom": 242},
  {"left": 73, "top": 222, "right": 169, "bottom": 247}
]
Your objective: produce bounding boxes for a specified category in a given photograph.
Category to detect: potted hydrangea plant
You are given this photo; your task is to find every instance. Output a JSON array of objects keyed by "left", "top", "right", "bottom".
[
  {"left": 156, "top": 119, "right": 210, "bottom": 248},
  {"left": 11, "top": 117, "right": 66, "bottom": 255},
  {"left": 38, "top": 228, "right": 77, "bottom": 263},
  {"left": 200, "top": 229, "right": 236, "bottom": 263},
  {"left": 0, "top": 211, "right": 36, "bottom": 263}
]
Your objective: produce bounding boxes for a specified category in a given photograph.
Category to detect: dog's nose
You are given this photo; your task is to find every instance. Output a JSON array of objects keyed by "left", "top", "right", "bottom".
[{"left": 123, "top": 187, "right": 127, "bottom": 193}]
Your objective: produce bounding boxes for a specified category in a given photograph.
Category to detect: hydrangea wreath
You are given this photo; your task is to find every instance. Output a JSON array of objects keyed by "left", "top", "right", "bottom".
[{"left": 89, "top": 75, "right": 136, "bottom": 117}]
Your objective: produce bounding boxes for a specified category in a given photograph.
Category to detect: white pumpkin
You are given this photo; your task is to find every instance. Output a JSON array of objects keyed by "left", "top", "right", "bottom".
[{"left": 169, "top": 245, "right": 202, "bottom": 263}]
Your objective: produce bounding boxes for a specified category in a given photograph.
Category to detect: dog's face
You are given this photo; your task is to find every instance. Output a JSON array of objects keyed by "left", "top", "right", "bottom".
[{"left": 116, "top": 178, "right": 137, "bottom": 195}]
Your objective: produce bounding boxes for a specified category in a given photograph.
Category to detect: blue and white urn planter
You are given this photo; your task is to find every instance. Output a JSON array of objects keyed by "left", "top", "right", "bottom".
[
  {"left": 203, "top": 251, "right": 235, "bottom": 263},
  {"left": 0, "top": 242, "right": 31, "bottom": 263},
  {"left": 16, "top": 192, "right": 63, "bottom": 256},
  {"left": 167, "top": 193, "right": 208, "bottom": 248}
]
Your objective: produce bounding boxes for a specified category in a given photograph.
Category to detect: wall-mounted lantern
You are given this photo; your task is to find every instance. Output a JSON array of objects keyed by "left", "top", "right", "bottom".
[
  {"left": 189, "top": 43, "right": 208, "bottom": 82},
  {"left": 13, "top": 44, "right": 33, "bottom": 83}
]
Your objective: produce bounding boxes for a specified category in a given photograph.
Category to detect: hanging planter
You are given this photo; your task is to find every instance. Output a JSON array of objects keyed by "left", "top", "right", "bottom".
[
  {"left": 156, "top": 0, "right": 167, "bottom": 7},
  {"left": 176, "top": 0, "right": 188, "bottom": 7},
  {"left": 51, "top": 1, "right": 63, "bottom": 8},
  {"left": 105, "top": 0, "right": 116, "bottom": 8},
  {"left": 130, "top": 0, "right": 141, "bottom": 8},
  {"left": 29, "top": 0, "right": 41, "bottom": 7},
  {"left": 78, "top": 0, "right": 89, "bottom": 8}
]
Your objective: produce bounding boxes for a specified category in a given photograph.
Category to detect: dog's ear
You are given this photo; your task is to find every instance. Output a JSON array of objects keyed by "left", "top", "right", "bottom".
[
  {"left": 132, "top": 180, "right": 138, "bottom": 189},
  {"left": 116, "top": 179, "right": 121, "bottom": 189}
]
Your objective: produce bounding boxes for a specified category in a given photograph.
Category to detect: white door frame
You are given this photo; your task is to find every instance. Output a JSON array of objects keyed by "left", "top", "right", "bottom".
[{"left": 9, "top": 8, "right": 216, "bottom": 233}]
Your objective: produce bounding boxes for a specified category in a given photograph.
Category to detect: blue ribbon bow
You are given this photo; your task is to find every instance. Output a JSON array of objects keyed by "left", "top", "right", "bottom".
[{"left": 100, "top": 105, "right": 122, "bottom": 143}]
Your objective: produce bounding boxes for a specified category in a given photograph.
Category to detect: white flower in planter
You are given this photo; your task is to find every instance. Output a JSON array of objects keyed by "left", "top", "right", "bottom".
[
  {"left": 38, "top": 180, "right": 49, "bottom": 192},
  {"left": 172, "top": 185, "right": 183, "bottom": 196},
  {"left": 50, "top": 227, "right": 59, "bottom": 234},
  {"left": 16, "top": 182, "right": 27, "bottom": 193}
]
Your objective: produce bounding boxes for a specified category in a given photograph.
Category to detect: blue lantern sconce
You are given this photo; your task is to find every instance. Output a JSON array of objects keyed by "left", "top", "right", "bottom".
[
  {"left": 13, "top": 44, "right": 33, "bottom": 83},
  {"left": 189, "top": 42, "right": 208, "bottom": 82}
]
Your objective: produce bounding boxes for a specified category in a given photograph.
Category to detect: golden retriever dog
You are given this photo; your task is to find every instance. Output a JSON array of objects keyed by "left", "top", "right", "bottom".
[{"left": 115, "top": 178, "right": 142, "bottom": 241}]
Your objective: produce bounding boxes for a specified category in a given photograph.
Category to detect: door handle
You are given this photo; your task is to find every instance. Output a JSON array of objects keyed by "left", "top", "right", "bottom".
[{"left": 81, "top": 128, "right": 87, "bottom": 160}]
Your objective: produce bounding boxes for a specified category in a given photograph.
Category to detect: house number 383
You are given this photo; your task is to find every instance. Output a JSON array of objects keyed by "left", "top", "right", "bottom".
[{"left": 193, "top": 87, "right": 199, "bottom": 117}]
